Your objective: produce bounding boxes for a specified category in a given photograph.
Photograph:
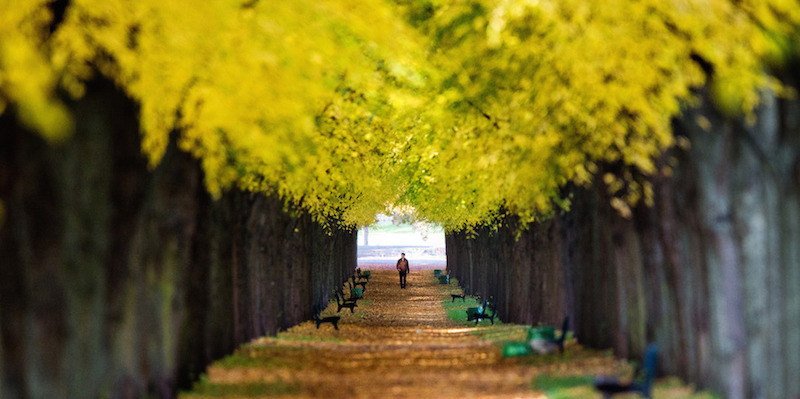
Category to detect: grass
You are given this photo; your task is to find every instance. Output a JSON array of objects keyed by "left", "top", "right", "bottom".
[
  {"left": 274, "top": 332, "right": 345, "bottom": 342},
  {"left": 440, "top": 292, "right": 504, "bottom": 327},
  {"left": 471, "top": 324, "right": 527, "bottom": 341},
  {"left": 531, "top": 374, "right": 721, "bottom": 399},
  {"left": 182, "top": 377, "right": 300, "bottom": 397},
  {"left": 214, "top": 353, "right": 288, "bottom": 369},
  {"left": 436, "top": 277, "right": 718, "bottom": 398},
  {"left": 212, "top": 346, "right": 306, "bottom": 369},
  {"left": 532, "top": 374, "right": 596, "bottom": 398}
]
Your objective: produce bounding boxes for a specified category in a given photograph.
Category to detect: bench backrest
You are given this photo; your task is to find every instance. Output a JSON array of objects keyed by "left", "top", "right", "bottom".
[
  {"left": 557, "top": 317, "right": 569, "bottom": 342},
  {"left": 637, "top": 344, "right": 658, "bottom": 395}
]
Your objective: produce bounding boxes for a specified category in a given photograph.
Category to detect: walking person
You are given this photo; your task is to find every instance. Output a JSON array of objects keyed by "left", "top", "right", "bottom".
[{"left": 396, "top": 252, "right": 410, "bottom": 288}]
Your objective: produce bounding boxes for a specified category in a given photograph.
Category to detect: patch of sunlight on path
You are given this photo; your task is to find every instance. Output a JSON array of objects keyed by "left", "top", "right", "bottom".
[{"left": 180, "top": 270, "right": 715, "bottom": 399}]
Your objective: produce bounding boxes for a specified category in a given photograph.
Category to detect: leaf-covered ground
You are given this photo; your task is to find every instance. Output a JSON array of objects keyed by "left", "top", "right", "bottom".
[{"left": 180, "top": 269, "right": 716, "bottom": 398}]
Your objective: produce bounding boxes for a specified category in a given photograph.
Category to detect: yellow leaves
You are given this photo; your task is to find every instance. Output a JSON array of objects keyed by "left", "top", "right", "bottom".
[
  {"left": 610, "top": 197, "right": 633, "bottom": 219},
  {"left": 3, "top": 0, "right": 800, "bottom": 231},
  {"left": 0, "top": 0, "right": 434, "bottom": 228},
  {"left": 409, "top": 0, "right": 800, "bottom": 231},
  {"left": 0, "top": 0, "right": 73, "bottom": 141}
]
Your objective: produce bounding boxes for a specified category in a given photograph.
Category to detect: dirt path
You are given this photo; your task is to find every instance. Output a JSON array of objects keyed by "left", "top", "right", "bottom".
[{"left": 180, "top": 270, "right": 709, "bottom": 399}]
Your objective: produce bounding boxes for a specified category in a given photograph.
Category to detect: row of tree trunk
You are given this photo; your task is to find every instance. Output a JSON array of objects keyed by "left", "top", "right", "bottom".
[
  {"left": 446, "top": 84, "right": 800, "bottom": 399},
  {"left": 0, "top": 81, "right": 356, "bottom": 398}
]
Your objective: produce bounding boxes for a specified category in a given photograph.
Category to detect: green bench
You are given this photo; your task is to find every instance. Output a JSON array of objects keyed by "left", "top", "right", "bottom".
[
  {"left": 351, "top": 275, "right": 367, "bottom": 290},
  {"left": 528, "top": 326, "right": 556, "bottom": 341},
  {"left": 503, "top": 317, "right": 570, "bottom": 358},
  {"left": 466, "top": 299, "right": 496, "bottom": 325},
  {"left": 502, "top": 342, "right": 532, "bottom": 357},
  {"left": 434, "top": 269, "right": 442, "bottom": 277},
  {"left": 357, "top": 268, "right": 371, "bottom": 281},
  {"left": 335, "top": 289, "right": 358, "bottom": 313},
  {"left": 438, "top": 274, "right": 450, "bottom": 284},
  {"left": 528, "top": 317, "right": 569, "bottom": 354}
]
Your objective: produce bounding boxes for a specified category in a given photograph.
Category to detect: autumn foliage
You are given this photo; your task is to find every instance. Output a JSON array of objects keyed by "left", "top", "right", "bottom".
[{"left": 2, "top": 0, "right": 798, "bottom": 230}]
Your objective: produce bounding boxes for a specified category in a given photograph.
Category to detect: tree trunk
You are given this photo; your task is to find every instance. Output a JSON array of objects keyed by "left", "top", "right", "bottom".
[
  {"left": 0, "top": 80, "right": 357, "bottom": 399},
  {"left": 444, "top": 85, "right": 800, "bottom": 398}
]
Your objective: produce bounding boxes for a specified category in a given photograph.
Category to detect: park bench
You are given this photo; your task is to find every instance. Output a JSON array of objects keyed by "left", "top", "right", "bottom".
[
  {"left": 594, "top": 343, "right": 658, "bottom": 398},
  {"left": 502, "top": 341, "right": 532, "bottom": 357},
  {"left": 503, "top": 316, "right": 569, "bottom": 357},
  {"left": 347, "top": 281, "right": 364, "bottom": 299},
  {"left": 434, "top": 269, "right": 442, "bottom": 277},
  {"left": 528, "top": 316, "right": 569, "bottom": 354},
  {"left": 438, "top": 274, "right": 450, "bottom": 284},
  {"left": 452, "top": 284, "right": 468, "bottom": 302},
  {"left": 351, "top": 275, "right": 367, "bottom": 291},
  {"left": 337, "top": 287, "right": 359, "bottom": 303},
  {"left": 335, "top": 288, "right": 358, "bottom": 313},
  {"left": 466, "top": 299, "right": 497, "bottom": 325},
  {"left": 357, "top": 268, "right": 371, "bottom": 281},
  {"left": 312, "top": 304, "right": 340, "bottom": 330}
]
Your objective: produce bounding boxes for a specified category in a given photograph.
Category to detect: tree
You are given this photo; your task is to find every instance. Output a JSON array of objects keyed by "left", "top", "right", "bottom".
[{"left": 1, "top": 0, "right": 799, "bottom": 231}]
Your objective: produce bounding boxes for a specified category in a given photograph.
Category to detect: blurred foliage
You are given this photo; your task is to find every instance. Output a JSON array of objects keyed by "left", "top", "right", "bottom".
[
  {"left": 532, "top": 374, "right": 596, "bottom": 393},
  {"left": 182, "top": 378, "right": 300, "bottom": 397},
  {"left": 1, "top": 0, "right": 798, "bottom": 230},
  {"left": 532, "top": 374, "right": 720, "bottom": 399},
  {"left": 393, "top": 0, "right": 799, "bottom": 229}
]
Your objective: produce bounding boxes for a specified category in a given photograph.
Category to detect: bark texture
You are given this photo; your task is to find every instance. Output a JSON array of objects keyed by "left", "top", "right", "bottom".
[
  {"left": 446, "top": 88, "right": 800, "bottom": 399},
  {"left": 0, "top": 81, "right": 356, "bottom": 399}
]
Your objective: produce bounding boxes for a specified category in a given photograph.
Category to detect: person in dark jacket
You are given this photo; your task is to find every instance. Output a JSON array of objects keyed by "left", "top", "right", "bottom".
[{"left": 396, "top": 253, "right": 410, "bottom": 288}]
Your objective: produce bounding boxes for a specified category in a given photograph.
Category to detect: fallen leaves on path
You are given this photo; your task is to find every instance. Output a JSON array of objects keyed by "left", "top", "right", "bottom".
[{"left": 180, "top": 270, "right": 715, "bottom": 399}]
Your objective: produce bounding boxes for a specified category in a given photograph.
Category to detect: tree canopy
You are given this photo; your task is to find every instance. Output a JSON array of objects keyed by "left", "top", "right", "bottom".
[{"left": 2, "top": 0, "right": 799, "bottom": 230}]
